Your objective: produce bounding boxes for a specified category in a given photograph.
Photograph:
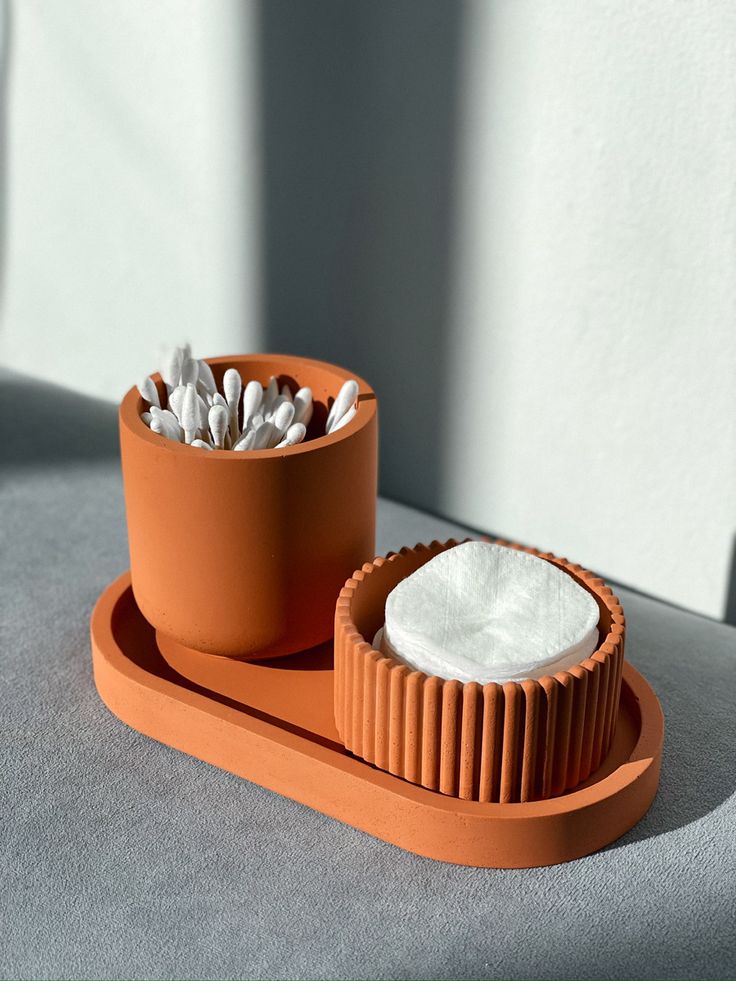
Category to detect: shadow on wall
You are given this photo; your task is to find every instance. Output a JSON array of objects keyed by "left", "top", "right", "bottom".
[
  {"left": 256, "top": 0, "right": 463, "bottom": 510},
  {"left": 725, "top": 534, "right": 736, "bottom": 626},
  {"left": 0, "top": 371, "right": 119, "bottom": 465}
]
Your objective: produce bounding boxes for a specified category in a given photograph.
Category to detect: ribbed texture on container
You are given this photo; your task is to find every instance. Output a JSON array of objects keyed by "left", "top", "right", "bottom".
[{"left": 334, "top": 539, "right": 625, "bottom": 803}]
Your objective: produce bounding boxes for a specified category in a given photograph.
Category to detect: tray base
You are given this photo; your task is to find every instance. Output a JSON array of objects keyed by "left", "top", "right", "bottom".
[{"left": 91, "top": 573, "right": 664, "bottom": 868}]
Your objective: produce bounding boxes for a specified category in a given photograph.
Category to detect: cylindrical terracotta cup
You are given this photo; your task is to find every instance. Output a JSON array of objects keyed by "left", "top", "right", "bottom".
[{"left": 120, "top": 354, "right": 378, "bottom": 659}]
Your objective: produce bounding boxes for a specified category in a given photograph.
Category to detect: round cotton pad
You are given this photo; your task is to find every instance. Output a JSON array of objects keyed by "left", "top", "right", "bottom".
[{"left": 374, "top": 541, "right": 600, "bottom": 684}]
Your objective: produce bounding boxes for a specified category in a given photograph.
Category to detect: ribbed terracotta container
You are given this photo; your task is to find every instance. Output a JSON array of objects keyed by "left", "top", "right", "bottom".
[
  {"left": 120, "top": 354, "right": 378, "bottom": 660},
  {"left": 334, "top": 539, "right": 625, "bottom": 803}
]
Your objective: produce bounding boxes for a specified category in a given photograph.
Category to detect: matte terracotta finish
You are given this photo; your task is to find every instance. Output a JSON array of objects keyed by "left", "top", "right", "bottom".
[
  {"left": 334, "top": 539, "right": 625, "bottom": 803},
  {"left": 120, "top": 354, "right": 378, "bottom": 659},
  {"left": 90, "top": 573, "right": 663, "bottom": 869}
]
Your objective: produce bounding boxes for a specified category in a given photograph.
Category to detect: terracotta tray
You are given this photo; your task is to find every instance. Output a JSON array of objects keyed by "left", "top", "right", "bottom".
[{"left": 91, "top": 572, "right": 664, "bottom": 869}]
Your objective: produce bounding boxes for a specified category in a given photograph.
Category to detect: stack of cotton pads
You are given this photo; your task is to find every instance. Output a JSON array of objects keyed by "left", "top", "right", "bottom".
[{"left": 373, "top": 541, "right": 600, "bottom": 684}]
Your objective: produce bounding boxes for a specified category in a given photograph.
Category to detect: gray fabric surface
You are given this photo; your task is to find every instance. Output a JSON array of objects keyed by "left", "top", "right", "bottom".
[{"left": 1, "top": 370, "right": 735, "bottom": 981}]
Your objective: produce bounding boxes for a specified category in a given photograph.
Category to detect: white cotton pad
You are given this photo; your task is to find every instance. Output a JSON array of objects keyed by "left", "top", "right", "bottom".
[{"left": 373, "top": 541, "right": 600, "bottom": 684}]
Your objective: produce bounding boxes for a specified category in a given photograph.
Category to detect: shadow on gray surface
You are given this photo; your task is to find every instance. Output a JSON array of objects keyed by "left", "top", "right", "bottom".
[
  {"left": 606, "top": 645, "right": 735, "bottom": 852},
  {"left": 0, "top": 371, "right": 119, "bottom": 465},
  {"left": 724, "top": 533, "right": 736, "bottom": 626},
  {"left": 256, "top": 0, "right": 463, "bottom": 510}
]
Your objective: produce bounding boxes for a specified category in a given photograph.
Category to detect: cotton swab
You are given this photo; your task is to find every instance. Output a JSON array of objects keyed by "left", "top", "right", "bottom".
[
  {"left": 223, "top": 368, "right": 242, "bottom": 442},
  {"left": 149, "top": 416, "right": 166, "bottom": 438},
  {"left": 263, "top": 377, "right": 279, "bottom": 418},
  {"left": 233, "top": 430, "right": 256, "bottom": 451},
  {"left": 181, "top": 384, "right": 200, "bottom": 444},
  {"left": 208, "top": 404, "right": 229, "bottom": 450},
  {"left": 150, "top": 407, "right": 183, "bottom": 441},
  {"left": 326, "top": 379, "right": 359, "bottom": 433},
  {"left": 150, "top": 414, "right": 181, "bottom": 442},
  {"left": 137, "top": 376, "right": 161, "bottom": 408},
  {"left": 330, "top": 403, "right": 356, "bottom": 433},
  {"left": 266, "top": 395, "right": 285, "bottom": 423},
  {"left": 140, "top": 347, "right": 360, "bottom": 453},
  {"left": 168, "top": 385, "right": 186, "bottom": 422},
  {"left": 197, "top": 359, "right": 217, "bottom": 395},
  {"left": 293, "top": 387, "right": 313, "bottom": 427},
  {"left": 275, "top": 422, "right": 306, "bottom": 448},
  {"left": 196, "top": 393, "right": 210, "bottom": 431},
  {"left": 252, "top": 420, "right": 275, "bottom": 449},
  {"left": 242, "top": 380, "right": 263, "bottom": 430},
  {"left": 181, "top": 357, "right": 199, "bottom": 387},
  {"left": 162, "top": 348, "right": 184, "bottom": 390},
  {"left": 273, "top": 400, "right": 295, "bottom": 436},
  {"left": 151, "top": 406, "right": 180, "bottom": 428}
]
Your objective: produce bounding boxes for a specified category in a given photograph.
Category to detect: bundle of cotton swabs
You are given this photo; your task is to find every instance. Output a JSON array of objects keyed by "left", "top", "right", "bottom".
[{"left": 137, "top": 346, "right": 359, "bottom": 452}]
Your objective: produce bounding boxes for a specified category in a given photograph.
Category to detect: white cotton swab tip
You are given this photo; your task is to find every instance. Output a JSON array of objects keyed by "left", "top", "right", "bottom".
[
  {"left": 168, "top": 384, "right": 186, "bottom": 422},
  {"left": 162, "top": 347, "right": 184, "bottom": 388},
  {"left": 150, "top": 406, "right": 183, "bottom": 441},
  {"left": 265, "top": 395, "right": 285, "bottom": 422},
  {"left": 330, "top": 403, "right": 357, "bottom": 433},
  {"left": 180, "top": 357, "right": 199, "bottom": 387},
  {"left": 196, "top": 393, "right": 210, "bottom": 430},
  {"left": 181, "top": 384, "right": 200, "bottom": 444},
  {"left": 242, "top": 380, "right": 263, "bottom": 429},
  {"left": 326, "top": 379, "right": 359, "bottom": 433},
  {"left": 293, "top": 387, "right": 313, "bottom": 427},
  {"left": 197, "top": 359, "right": 217, "bottom": 394},
  {"left": 275, "top": 422, "right": 307, "bottom": 448},
  {"left": 150, "top": 414, "right": 182, "bottom": 442},
  {"left": 273, "top": 399, "right": 295, "bottom": 435},
  {"left": 151, "top": 406, "right": 180, "bottom": 426},
  {"left": 223, "top": 368, "right": 243, "bottom": 442},
  {"left": 233, "top": 430, "right": 256, "bottom": 451},
  {"left": 223, "top": 368, "right": 242, "bottom": 409},
  {"left": 137, "top": 376, "right": 161, "bottom": 408},
  {"left": 263, "top": 377, "right": 279, "bottom": 417},
  {"left": 208, "top": 403, "right": 229, "bottom": 450},
  {"left": 252, "top": 420, "right": 275, "bottom": 449}
]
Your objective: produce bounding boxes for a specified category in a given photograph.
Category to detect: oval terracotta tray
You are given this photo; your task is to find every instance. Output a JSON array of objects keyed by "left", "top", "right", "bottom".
[{"left": 90, "top": 572, "right": 664, "bottom": 869}]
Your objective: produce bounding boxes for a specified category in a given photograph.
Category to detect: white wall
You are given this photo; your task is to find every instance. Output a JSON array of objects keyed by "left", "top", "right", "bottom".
[
  {"left": 1, "top": 0, "right": 734, "bottom": 619},
  {"left": 0, "top": 0, "right": 262, "bottom": 398},
  {"left": 445, "top": 1, "right": 736, "bottom": 618}
]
